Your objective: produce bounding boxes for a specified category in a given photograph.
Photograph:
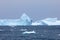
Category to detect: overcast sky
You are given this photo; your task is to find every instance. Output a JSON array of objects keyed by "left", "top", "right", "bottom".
[{"left": 0, "top": 0, "right": 60, "bottom": 21}]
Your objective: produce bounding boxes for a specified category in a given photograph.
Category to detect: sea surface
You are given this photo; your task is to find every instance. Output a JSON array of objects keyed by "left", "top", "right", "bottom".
[{"left": 0, "top": 25, "right": 60, "bottom": 40}]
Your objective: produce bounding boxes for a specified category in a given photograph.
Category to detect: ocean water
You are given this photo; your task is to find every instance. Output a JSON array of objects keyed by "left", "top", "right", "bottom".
[{"left": 0, "top": 25, "right": 60, "bottom": 40}]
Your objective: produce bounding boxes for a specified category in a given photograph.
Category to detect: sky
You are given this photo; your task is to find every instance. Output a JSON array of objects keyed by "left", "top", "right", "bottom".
[{"left": 0, "top": 0, "right": 60, "bottom": 21}]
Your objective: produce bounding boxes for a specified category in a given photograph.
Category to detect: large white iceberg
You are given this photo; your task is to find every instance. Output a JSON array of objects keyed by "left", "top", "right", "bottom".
[
  {"left": 42, "top": 18, "right": 60, "bottom": 25},
  {"left": 32, "top": 18, "right": 60, "bottom": 25},
  {"left": 0, "top": 13, "right": 60, "bottom": 26},
  {"left": 0, "top": 13, "right": 32, "bottom": 26}
]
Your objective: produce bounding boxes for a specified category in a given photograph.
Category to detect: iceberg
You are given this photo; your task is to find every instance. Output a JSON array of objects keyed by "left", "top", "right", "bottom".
[
  {"left": 0, "top": 13, "right": 60, "bottom": 26},
  {"left": 41, "top": 18, "right": 60, "bottom": 25},
  {"left": 32, "top": 18, "right": 60, "bottom": 25},
  {"left": 0, "top": 13, "right": 32, "bottom": 26},
  {"left": 22, "top": 30, "right": 36, "bottom": 34}
]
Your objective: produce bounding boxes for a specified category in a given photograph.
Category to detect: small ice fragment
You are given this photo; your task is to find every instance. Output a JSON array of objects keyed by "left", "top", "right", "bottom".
[{"left": 22, "top": 30, "right": 36, "bottom": 34}]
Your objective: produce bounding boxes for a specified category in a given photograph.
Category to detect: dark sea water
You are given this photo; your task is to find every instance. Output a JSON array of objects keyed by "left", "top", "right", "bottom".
[{"left": 0, "top": 25, "right": 60, "bottom": 40}]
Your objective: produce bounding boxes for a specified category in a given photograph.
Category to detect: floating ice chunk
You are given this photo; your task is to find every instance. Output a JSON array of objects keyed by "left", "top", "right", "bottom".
[{"left": 22, "top": 30, "right": 36, "bottom": 34}]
